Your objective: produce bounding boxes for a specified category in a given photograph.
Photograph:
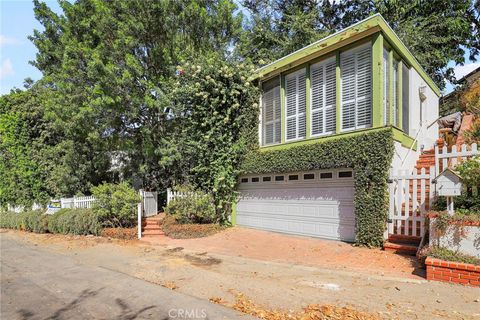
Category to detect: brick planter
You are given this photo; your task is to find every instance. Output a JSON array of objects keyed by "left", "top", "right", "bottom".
[{"left": 426, "top": 257, "right": 480, "bottom": 287}]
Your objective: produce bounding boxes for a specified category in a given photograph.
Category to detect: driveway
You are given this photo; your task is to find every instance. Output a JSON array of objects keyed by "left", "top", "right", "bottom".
[
  {"left": 143, "top": 226, "right": 423, "bottom": 279},
  {"left": 0, "top": 233, "right": 249, "bottom": 320}
]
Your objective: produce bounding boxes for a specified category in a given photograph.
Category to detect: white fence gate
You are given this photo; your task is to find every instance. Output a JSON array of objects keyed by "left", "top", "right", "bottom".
[
  {"left": 140, "top": 190, "right": 158, "bottom": 217},
  {"left": 389, "top": 142, "right": 478, "bottom": 237}
]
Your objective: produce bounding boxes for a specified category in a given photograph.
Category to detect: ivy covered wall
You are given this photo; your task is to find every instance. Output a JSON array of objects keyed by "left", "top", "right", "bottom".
[{"left": 240, "top": 128, "right": 395, "bottom": 247}]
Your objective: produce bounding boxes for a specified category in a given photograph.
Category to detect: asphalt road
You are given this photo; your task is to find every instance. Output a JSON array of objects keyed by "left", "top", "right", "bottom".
[{"left": 0, "top": 234, "right": 249, "bottom": 320}]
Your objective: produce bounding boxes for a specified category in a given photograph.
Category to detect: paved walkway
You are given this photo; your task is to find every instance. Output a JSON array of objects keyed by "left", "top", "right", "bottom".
[{"left": 142, "top": 227, "right": 423, "bottom": 279}]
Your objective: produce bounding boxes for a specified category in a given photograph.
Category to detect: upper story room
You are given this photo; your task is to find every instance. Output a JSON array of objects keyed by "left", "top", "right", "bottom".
[{"left": 255, "top": 14, "right": 440, "bottom": 151}]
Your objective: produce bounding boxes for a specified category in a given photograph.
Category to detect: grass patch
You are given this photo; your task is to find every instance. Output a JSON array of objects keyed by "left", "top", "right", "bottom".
[
  {"left": 101, "top": 227, "right": 137, "bottom": 240},
  {"left": 428, "top": 246, "right": 480, "bottom": 266},
  {"left": 162, "top": 215, "right": 225, "bottom": 239}
]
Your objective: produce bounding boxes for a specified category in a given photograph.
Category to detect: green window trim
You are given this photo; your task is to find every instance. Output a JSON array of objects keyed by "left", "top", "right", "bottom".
[
  {"left": 371, "top": 33, "right": 384, "bottom": 128},
  {"left": 259, "top": 126, "right": 416, "bottom": 152},
  {"left": 388, "top": 50, "right": 394, "bottom": 125},
  {"left": 305, "top": 65, "right": 311, "bottom": 139},
  {"left": 280, "top": 75, "right": 286, "bottom": 144},
  {"left": 397, "top": 60, "right": 403, "bottom": 130},
  {"left": 335, "top": 51, "right": 341, "bottom": 134}
]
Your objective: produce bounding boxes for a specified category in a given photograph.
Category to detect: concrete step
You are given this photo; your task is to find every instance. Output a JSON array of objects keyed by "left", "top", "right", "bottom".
[
  {"left": 383, "top": 241, "right": 418, "bottom": 255},
  {"left": 142, "top": 229, "right": 165, "bottom": 236},
  {"left": 143, "top": 225, "right": 162, "bottom": 231}
]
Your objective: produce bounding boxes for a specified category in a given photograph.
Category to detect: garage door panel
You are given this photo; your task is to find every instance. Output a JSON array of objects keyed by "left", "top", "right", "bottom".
[{"left": 237, "top": 173, "right": 356, "bottom": 241}]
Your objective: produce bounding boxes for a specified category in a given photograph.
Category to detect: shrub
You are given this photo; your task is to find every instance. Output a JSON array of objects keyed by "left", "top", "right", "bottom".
[
  {"left": 101, "top": 227, "right": 137, "bottom": 240},
  {"left": 91, "top": 182, "right": 140, "bottom": 228},
  {"left": 164, "top": 185, "right": 216, "bottom": 224},
  {"left": 161, "top": 215, "right": 223, "bottom": 239},
  {"left": 48, "top": 208, "right": 102, "bottom": 235},
  {"left": 428, "top": 246, "right": 480, "bottom": 265},
  {"left": 0, "top": 210, "right": 49, "bottom": 233}
]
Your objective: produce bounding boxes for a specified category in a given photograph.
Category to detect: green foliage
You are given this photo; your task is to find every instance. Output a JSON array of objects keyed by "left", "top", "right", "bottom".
[
  {"left": 164, "top": 185, "right": 217, "bottom": 224},
  {"left": 0, "top": 210, "right": 49, "bottom": 233},
  {"left": 241, "top": 128, "right": 395, "bottom": 247},
  {"left": 428, "top": 246, "right": 480, "bottom": 265},
  {"left": 240, "top": 0, "right": 480, "bottom": 89},
  {"left": 91, "top": 182, "right": 140, "bottom": 228},
  {"left": 170, "top": 56, "right": 260, "bottom": 222},
  {"left": 457, "top": 156, "right": 480, "bottom": 189},
  {"left": 47, "top": 208, "right": 102, "bottom": 236}
]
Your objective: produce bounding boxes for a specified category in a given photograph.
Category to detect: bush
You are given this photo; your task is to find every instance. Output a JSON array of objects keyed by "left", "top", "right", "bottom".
[
  {"left": 427, "top": 246, "right": 480, "bottom": 265},
  {"left": 164, "top": 185, "right": 216, "bottom": 224},
  {"left": 0, "top": 210, "right": 49, "bottom": 233},
  {"left": 101, "top": 227, "right": 137, "bottom": 240},
  {"left": 91, "top": 182, "right": 140, "bottom": 228},
  {"left": 161, "top": 215, "right": 223, "bottom": 239},
  {"left": 48, "top": 208, "right": 102, "bottom": 236}
]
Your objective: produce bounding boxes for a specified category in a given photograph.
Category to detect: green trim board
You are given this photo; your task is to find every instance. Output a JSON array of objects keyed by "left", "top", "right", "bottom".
[
  {"left": 397, "top": 61, "right": 403, "bottom": 130},
  {"left": 388, "top": 50, "right": 394, "bottom": 125},
  {"left": 254, "top": 14, "right": 440, "bottom": 97},
  {"left": 230, "top": 201, "right": 237, "bottom": 225},
  {"left": 259, "top": 126, "right": 416, "bottom": 152},
  {"left": 371, "top": 33, "right": 384, "bottom": 127}
]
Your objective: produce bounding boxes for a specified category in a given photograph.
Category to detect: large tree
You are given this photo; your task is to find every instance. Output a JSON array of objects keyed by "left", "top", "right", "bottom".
[
  {"left": 29, "top": 0, "right": 244, "bottom": 191},
  {"left": 240, "top": 0, "right": 480, "bottom": 89}
]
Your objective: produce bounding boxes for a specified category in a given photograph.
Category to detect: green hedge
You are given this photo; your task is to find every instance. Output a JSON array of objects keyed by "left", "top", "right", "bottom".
[
  {"left": 1, "top": 208, "right": 101, "bottom": 236},
  {"left": 241, "top": 128, "right": 394, "bottom": 247},
  {"left": 0, "top": 210, "right": 49, "bottom": 233},
  {"left": 48, "top": 208, "right": 102, "bottom": 236}
]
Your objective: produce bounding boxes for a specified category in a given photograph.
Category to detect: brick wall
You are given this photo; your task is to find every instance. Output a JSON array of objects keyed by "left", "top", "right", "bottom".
[{"left": 426, "top": 257, "right": 480, "bottom": 287}]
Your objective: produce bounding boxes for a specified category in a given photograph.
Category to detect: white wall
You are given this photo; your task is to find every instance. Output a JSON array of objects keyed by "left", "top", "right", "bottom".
[
  {"left": 407, "top": 68, "right": 439, "bottom": 151},
  {"left": 429, "top": 219, "right": 480, "bottom": 258},
  {"left": 390, "top": 141, "right": 420, "bottom": 172}
]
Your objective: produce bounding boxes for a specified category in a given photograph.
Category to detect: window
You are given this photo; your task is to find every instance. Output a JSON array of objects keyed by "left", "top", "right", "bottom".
[
  {"left": 341, "top": 44, "right": 372, "bottom": 131},
  {"left": 262, "top": 77, "right": 281, "bottom": 145},
  {"left": 383, "top": 49, "right": 390, "bottom": 125},
  {"left": 338, "top": 171, "right": 353, "bottom": 178},
  {"left": 275, "top": 175, "right": 285, "bottom": 181},
  {"left": 402, "top": 64, "right": 409, "bottom": 133},
  {"left": 311, "top": 58, "right": 336, "bottom": 136},
  {"left": 303, "top": 173, "right": 315, "bottom": 180},
  {"left": 252, "top": 177, "right": 259, "bottom": 182},
  {"left": 393, "top": 60, "right": 400, "bottom": 127},
  {"left": 288, "top": 174, "right": 299, "bottom": 181},
  {"left": 285, "top": 69, "right": 306, "bottom": 141},
  {"left": 263, "top": 176, "right": 271, "bottom": 182},
  {"left": 241, "top": 178, "right": 248, "bottom": 183},
  {"left": 320, "top": 172, "right": 333, "bottom": 179}
]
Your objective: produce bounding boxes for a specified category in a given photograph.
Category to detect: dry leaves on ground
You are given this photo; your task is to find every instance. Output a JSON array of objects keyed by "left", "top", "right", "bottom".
[
  {"left": 210, "top": 292, "right": 380, "bottom": 320},
  {"left": 161, "top": 281, "right": 178, "bottom": 290}
]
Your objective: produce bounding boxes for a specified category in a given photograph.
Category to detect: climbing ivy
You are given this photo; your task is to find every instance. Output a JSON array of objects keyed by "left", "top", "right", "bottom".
[{"left": 241, "top": 128, "right": 395, "bottom": 247}]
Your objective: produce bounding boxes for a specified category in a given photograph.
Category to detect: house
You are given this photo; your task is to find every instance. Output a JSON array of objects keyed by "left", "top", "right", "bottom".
[{"left": 233, "top": 14, "right": 440, "bottom": 243}]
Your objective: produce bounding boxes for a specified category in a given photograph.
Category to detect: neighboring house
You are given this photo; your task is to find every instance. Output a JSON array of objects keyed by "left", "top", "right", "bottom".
[{"left": 234, "top": 14, "right": 440, "bottom": 243}]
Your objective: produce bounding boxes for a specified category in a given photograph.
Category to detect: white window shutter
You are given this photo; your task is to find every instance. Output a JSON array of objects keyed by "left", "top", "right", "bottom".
[
  {"left": 341, "top": 44, "right": 372, "bottom": 131},
  {"left": 311, "top": 59, "right": 336, "bottom": 136},
  {"left": 341, "top": 54, "right": 356, "bottom": 130},
  {"left": 356, "top": 46, "right": 372, "bottom": 127},
  {"left": 285, "top": 69, "right": 306, "bottom": 141},
  {"left": 262, "top": 84, "right": 281, "bottom": 145}
]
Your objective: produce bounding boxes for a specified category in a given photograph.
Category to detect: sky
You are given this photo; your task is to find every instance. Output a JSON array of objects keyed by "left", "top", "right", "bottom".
[{"left": 1, "top": 0, "right": 479, "bottom": 96}]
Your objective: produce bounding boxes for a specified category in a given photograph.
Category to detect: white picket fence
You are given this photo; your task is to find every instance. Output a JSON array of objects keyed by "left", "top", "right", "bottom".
[
  {"left": 389, "top": 142, "right": 478, "bottom": 237},
  {"left": 60, "top": 196, "right": 97, "bottom": 209},
  {"left": 166, "top": 188, "right": 189, "bottom": 205}
]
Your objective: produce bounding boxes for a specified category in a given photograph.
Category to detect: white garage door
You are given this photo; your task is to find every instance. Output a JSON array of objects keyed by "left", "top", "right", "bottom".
[{"left": 237, "top": 169, "right": 356, "bottom": 242}]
